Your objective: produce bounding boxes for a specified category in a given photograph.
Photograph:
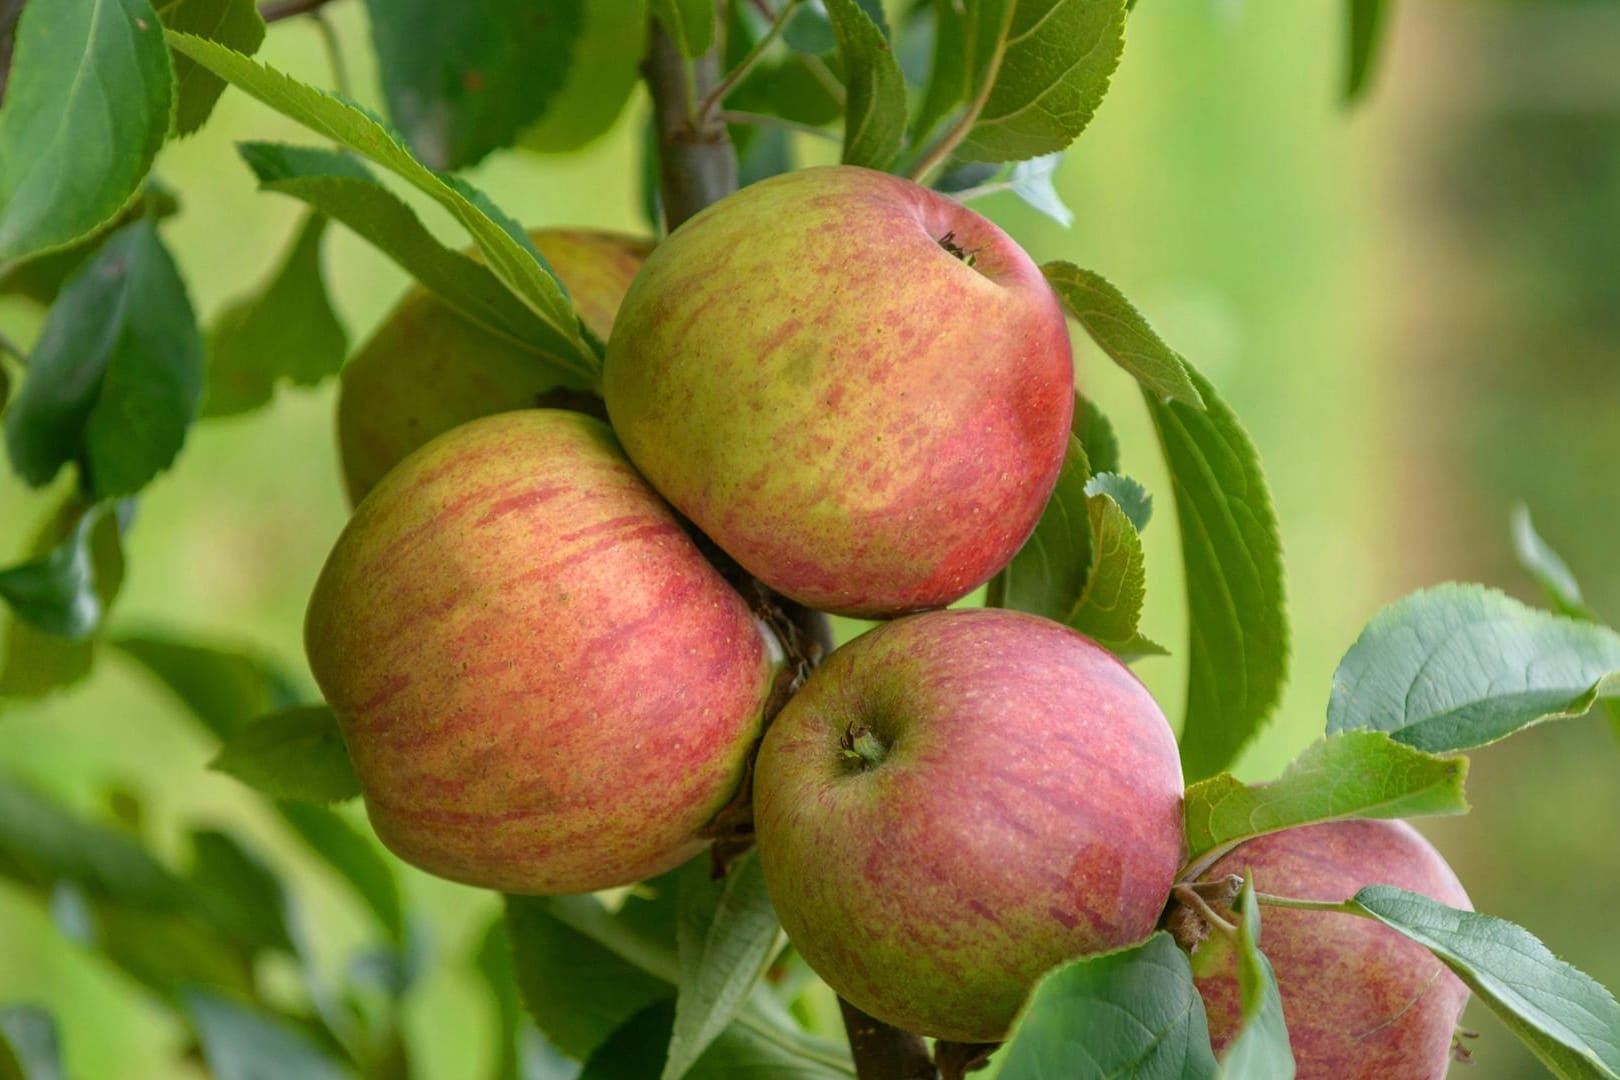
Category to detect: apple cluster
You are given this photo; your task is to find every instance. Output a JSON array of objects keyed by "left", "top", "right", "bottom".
[{"left": 306, "top": 166, "right": 1473, "bottom": 1067}]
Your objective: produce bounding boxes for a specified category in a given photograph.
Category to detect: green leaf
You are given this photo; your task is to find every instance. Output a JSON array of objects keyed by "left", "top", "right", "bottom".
[
  {"left": 589, "top": 998, "right": 848, "bottom": 1080},
  {"left": 0, "top": 181, "right": 180, "bottom": 307},
  {"left": 912, "top": 0, "right": 966, "bottom": 145},
  {"left": 1349, "top": 886, "right": 1620, "bottom": 1079},
  {"left": 277, "top": 802, "right": 403, "bottom": 943},
  {"left": 1183, "top": 732, "right": 1469, "bottom": 864},
  {"left": 184, "top": 991, "right": 352, "bottom": 1080},
  {"left": 783, "top": 6, "right": 836, "bottom": 54},
  {"left": 827, "top": 0, "right": 907, "bottom": 171},
  {"left": 666, "top": 852, "right": 781, "bottom": 1080},
  {"left": 520, "top": 0, "right": 646, "bottom": 153},
  {"left": 237, "top": 143, "right": 589, "bottom": 382},
  {"left": 202, "top": 211, "right": 348, "bottom": 417},
  {"left": 0, "top": 0, "right": 173, "bottom": 261},
  {"left": 1067, "top": 484, "right": 1152, "bottom": 654},
  {"left": 651, "top": 0, "right": 715, "bottom": 58},
  {"left": 188, "top": 829, "right": 296, "bottom": 956},
  {"left": 1075, "top": 395, "right": 1119, "bottom": 475},
  {"left": 997, "top": 931, "right": 1219, "bottom": 1079},
  {"left": 0, "top": 502, "right": 116, "bottom": 640},
  {"left": 155, "top": 0, "right": 266, "bottom": 136},
  {"left": 164, "top": 32, "right": 598, "bottom": 384},
  {"left": 0, "top": 1006, "right": 63, "bottom": 1080},
  {"left": 1512, "top": 504, "right": 1593, "bottom": 621},
  {"left": 1345, "top": 0, "right": 1391, "bottom": 105},
  {"left": 952, "top": 0, "right": 1125, "bottom": 164},
  {"left": 1043, "top": 262, "right": 1205, "bottom": 407},
  {"left": 0, "top": 497, "right": 127, "bottom": 699},
  {"left": 211, "top": 705, "right": 360, "bottom": 805},
  {"left": 3, "top": 218, "right": 203, "bottom": 499},
  {"left": 1327, "top": 583, "right": 1620, "bottom": 753},
  {"left": 363, "top": 0, "right": 584, "bottom": 169},
  {"left": 112, "top": 632, "right": 298, "bottom": 740},
  {"left": 1217, "top": 878, "right": 1293, "bottom": 1079},
  {"left": 1084, "top": 471, "right": 1150, "bottom": 532},
  {"left": 989, "top": 437, "right": 1092, "bottom": 623},
  {"left": 730, "top": 58, "right": 844, "bottom": 127}
]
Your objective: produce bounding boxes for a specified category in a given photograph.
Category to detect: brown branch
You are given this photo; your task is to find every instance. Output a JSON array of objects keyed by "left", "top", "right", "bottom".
[
  {"left": 839, "top": 997, "right": 937, "bottom": 1080},
  {"left": 642, "top": 20, "right": 737, "bottom": 233},
  {"left": 259, "top": 0, "right": 340, "bottom": 24}
]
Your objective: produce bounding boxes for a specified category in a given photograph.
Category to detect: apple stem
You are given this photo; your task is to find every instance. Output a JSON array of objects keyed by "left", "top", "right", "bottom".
[
  {"left": 1171, "top": 884, "right": 1237, "bottom": 938},
  {"left": 1253, "top": 892, "right": 1363, "bottom": 916},
  {"left": 840, "top": 725, "right": 888, "bottom": 770}
]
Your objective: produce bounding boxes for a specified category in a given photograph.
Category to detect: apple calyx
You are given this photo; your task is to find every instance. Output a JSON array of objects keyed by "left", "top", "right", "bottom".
[
  {"left": 839, "top": 724, "right": 889, "bottom": 770},
  {"left": 935, "top": 230, "right": 978, "bottom": 267}
]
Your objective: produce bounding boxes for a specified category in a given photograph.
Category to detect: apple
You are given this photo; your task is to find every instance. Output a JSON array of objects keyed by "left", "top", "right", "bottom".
[
  {"left": 305, "top": 409, "right": 779, "bottom": 894},
  {"left": 338, "top": 229, "right": 652, "bottom": 505},
  {"left": 751, "top": 608, "right": 1184, "bottom": 1041},
  {"left": 602, "top": 166, "right": 1075, "bottom": 619},
  {"left": 1195, "top": 819, "right": 1472, "bottom": 1079}
]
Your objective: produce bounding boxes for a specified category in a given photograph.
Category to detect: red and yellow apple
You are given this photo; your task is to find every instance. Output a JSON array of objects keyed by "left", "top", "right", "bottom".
[
  {"left": 1196, "top": 819, "right": 1472, "bottom": 1079},
  {"left": 337, "top": 229, "right": 651, "bottom": 504},
  {"left": 602, "top": 166, "right": 1074, "bottom": 618},
  {"left": 305, "top": 410, "right": 778, "bottom": 894},
  {"left": 752, "top": 608, "right": 1184, "bottom": 1041}
]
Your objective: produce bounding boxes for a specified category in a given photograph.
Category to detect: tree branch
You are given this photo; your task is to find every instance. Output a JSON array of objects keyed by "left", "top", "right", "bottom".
[
  {"left": 839, "top": 997, "right": 937, "bottom": 1080},
  {"left": 642, "top": 21, "right": 738, "bottom": 233}
]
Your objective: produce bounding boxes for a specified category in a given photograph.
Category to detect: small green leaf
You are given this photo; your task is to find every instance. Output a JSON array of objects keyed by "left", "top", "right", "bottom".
[
  {"left": 0, "top": 0, "right": 173, "bottom": 261},
  {"left": 0, "top": 502, "right": 115, "bottom": 640},
  {"left": 1217, "top": 877, "right": 1293, "bottom": 1079},
  {"left": 0, "top": 1006, "right": 63, "bottom": 1080},
  {"left": 187, "top": 829, "right": 296, "bottom": 955},
  {"left": 1327, "top": 584, "right": 1620, "bottom": 753},
  {"left": 112, "top": 633, "right": 297, "bottom": 740},
  {"left": 363, "top": 0, "right": 584, "bottom": 169},
  {"left": 589, "top": 998, "right": 849, "bottom": 1080},
  {"left": 1043, "top": 262, "right": 1205, "bottom": 408},
  {"left": 997, "top": 931, "right": 1219, "bottom": 1078},
  {"left": 237, "top": 143, "right": 590, "bottom": 383},
  {"left": 277, "top": 802, "right": 403, "bottom": 943},
  {"left": 184, "top": 991, "right": 352, "bottom": 1080},
  {"left": 1075, "top": 396, "right": 1119, "bottom": 475},
  {"left": 1349, "top": 887, "right": 1620, "bottom": 1079},
  {"left": 989, "top": 437, "right": 1092, "bottom": 623},
  {"left": 1067, "top": 485, "right": 1152, "bottom": 654},
  {"left": 1345, "top": 0, "right": 1391, "bottom": 105},
  {"left": 730, "top": 59, "right": 844, "bottom": 128},
  {"left": 1084, "top": 472, "right": 1150, "bottom": 532},
  {"left": 155, "top": 0, "right": 267, "bottom": 136},
  {"left": 952, "top": 0, "right": 1125, "bottom": 164},
  {"left": 4, "top": 218, "right": 203, "bottom": 499},
  {"left": 665, "top": 852, "right": 781, "bottom": 1080},
  {"left": 211, "top": 706, "right": 361, "bottom": 805},
  {"left": 912, "top": 0, "right": 966, "bottom": 145},
  {"left": 1512, "top": 504, "right": 1593, "bottom": 621},
  {"left": 783, "top": 6, "right": 836, "bottom": 54},
  {"left": 521, "top": 0, "right": 646, "bottom": 153},
  {"left": 164, "top": 32, "right": 598, "bottom": 383},
  {"left": 202, "top": 211, "right": 346, "bottom": 417},
  {"left": 1183, "top": 732, "right": 1469, "bottom": 864},
  {"left": 826, "top": 0, "right": 907, "bottom": 171},
  {"left": 651, "top": 0, "right": 715, "bottom": 57}
]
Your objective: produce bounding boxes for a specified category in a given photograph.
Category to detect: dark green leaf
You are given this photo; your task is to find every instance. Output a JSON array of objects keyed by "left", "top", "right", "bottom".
[
  {"left": 202, "top": 211, "right": 348, "bottom": 417},
  {"left": 586, "top": 999, "right": 850, "bottom": 1080},
  {"left": 1067, "top": 484, "right": 1152, "bottom": 654},
  {"left": 155, "top": 0, "right": 266, "bottom": 135},
  {"left": 827, "top": 0, "right": 907, "bottom": 171},
  {"left": 952, "top": 0, "right": 1125, "bottom": 164},
  {"left": 1182, "top": 732, "right": 1469, "bottom": 864},
  {"left": 1217, "top": 878, "right": 1293, "bottom": 1079},
  {"left": 989, "top": 437, "right": 1092, "bottom": 623},
  {"left": 211, "top": 705, "right": 360, "bottom": 805},
  {"left": 997, "top": 931, "right": 1218, "bottom": 1079},
  {"left": 188, "top": 829, "right": 295, "bottom": 955},
  {"left": 730, "top": 58, "right": 844, "bottom": 127},
  {"left": 0, "top": 182, "right": 181, "bottom": 306},
  {"left": 237, "top": 143, "right": 589, "bottom": 383},
  {"left": 1344, "top": 0, "right": 1391, "bottom": 105},
  {"left": 1075, "top": 396, "right": 1119, "bottom": 475},
  {"left": 476, "top": 918, "right": 525, "bottom": 1080},
  {"left": 1512, "top": 504, "right": 1593, "bottom": 621},
  {"left": 666, "top": 852, "right": 780, "bottom": 1079},
  {"left": 521, "top": 0, "right": 645, "bottom": 153},
  {"left": 1327, "top": 584, "right": 1620, "bottom": 753},
  {"left": 0, "top": 1006, "right": 63, "bottom": 1080},
  {"left": 3, "top": 218, "right": 203, "bottom": 498},
  {"left": 0, "top": 502, "right": 115, "bottom": 639},
  {"left": 651, "top": 0, "right": 715, "bottom": 58},
  {"left": 0, "top": 0, "right": 173, "bottom": 260},
  {"left": 164, "top": 32, "right": 599, "bottom": 384},
  {"left": 783, "top": 6, "right": 836, "bottom": 54},
  {"left": 1084, "top": 472, "right": 1150, "bottom": 532},
  {"left": 185, "top": 992, "right": 353, "bottom": 1080},
  {"left": 1349, "top": 887, "right": 1620, "bottom": 1079},
  {"left": 1043, "top": 262, "right": 1204, "bottom": 407},
  {"left": 364, "top": 0, "right": 584, "bottom": 169},
  {"left": 112, "top": 633, "right": 298, "bottom": 740},
  {"left": 277, "top": 802, "right": 403, "bottom": 943},
  {"left": 912, "top": 0, "right": 965, "bottom": 145}
]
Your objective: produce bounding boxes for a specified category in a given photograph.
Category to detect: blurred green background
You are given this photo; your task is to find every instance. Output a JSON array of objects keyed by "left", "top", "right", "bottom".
[{"left": 3, "top": 1, "right": 1618, "bottom": 1077}]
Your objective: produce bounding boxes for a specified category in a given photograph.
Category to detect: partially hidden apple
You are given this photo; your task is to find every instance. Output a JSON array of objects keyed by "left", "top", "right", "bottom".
[
  {"left": 1196, "top": 819, "right": 1472, "bottom": 1079},
  {"left": 603, "top": 166, "right": 1074, "bottom": 619},
  {"left": 305, "top": 410, "right": 779, "bottom": 894},
  {"left": 338, "top": 229, "right": 651, "bottom": 505},
  {"left": 752, "top": 608, "right": 1184, "bottom": 1041}
]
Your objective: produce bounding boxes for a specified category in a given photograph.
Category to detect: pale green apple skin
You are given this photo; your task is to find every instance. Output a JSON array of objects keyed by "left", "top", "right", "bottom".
[
  {"left": 753, "top": 608, "right": 1184, "bottom": 1041},
  {"left": 603, "top": 166, "right": 1075, "bottom": 619},
  {"left": 338, "top": 229, "right": 651, "bottom": 505},
  {"left": 1196, "top": 820, "right": 1472, "bottom": 1080},
  {"left": 306, "top": 410, "right": 776, "bottom": 894}
]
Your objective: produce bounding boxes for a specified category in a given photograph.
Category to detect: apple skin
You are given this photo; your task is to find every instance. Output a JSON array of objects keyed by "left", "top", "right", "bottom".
[
  {"left": 305, "top": 409, "right": 778, "bottom": 894},
  {"left": 752, "top": 608, "right": 1184, "bottom": 1041},
  {"left": 602, "top": 166, "right": 1074, "bottom": 619},
  {"left": 1196, "top": 819, "right": 1472, "bottom": 1079},
  {"left": 338, "top": 229, "right": 651, "bottom": 505}
]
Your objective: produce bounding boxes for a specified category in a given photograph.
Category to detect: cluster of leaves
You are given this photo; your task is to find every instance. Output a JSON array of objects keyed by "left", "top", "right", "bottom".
[{"left": 0, "top": 0, "right": 1612, "bottom": 1078}]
